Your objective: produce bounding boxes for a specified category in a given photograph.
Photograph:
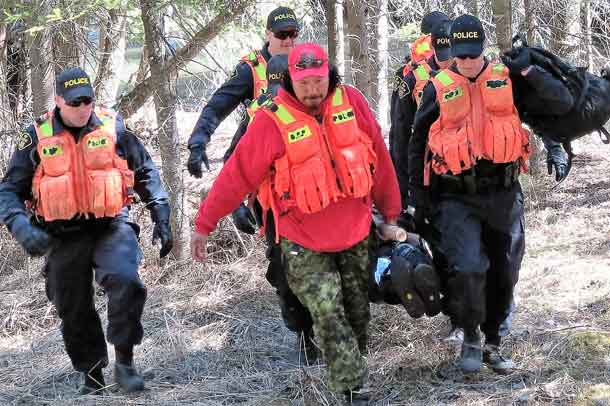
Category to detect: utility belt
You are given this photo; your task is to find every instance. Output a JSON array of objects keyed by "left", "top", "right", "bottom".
[
  {"left": 435, "top": 161, "right": 520, "bottom": 195},
  {"left": 34, "top": 214, "right": 115, "bottom": 236}
]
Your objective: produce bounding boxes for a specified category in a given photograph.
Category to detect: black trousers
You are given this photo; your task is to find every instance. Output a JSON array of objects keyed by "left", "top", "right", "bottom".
[
  {"left": 44, "top": 218, "right": 146, "bottom": 372},
  {"left": 431, "top": 182, "right": 525, "bottom": 344}
]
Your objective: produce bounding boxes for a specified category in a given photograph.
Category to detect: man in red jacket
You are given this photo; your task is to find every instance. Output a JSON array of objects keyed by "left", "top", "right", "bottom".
[{"left": 191, "top": 43, "right": 401, "bottom": 404}]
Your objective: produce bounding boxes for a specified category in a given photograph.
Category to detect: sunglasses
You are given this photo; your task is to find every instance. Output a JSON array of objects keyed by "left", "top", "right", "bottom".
[
  {"left": 455, "top": 53, "right": 481, "bottom": 60},
  {"left": 294, "top": 59, "right": 326, "bottom": 70},
  {"left": 274, "top": 30, "right": 299, "bottom": 40},
  {"left": 66, "top": 97, "right": 94, "bottom": 107}
]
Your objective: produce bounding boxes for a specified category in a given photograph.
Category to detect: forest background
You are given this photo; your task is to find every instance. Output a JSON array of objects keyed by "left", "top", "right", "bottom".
[{"left": 2, "top": 0, "right": 610, "bottom": 405}]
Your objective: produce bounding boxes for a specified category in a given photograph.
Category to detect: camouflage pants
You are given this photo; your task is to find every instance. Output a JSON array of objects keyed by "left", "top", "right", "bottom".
[{"left": 280, "top": 238, "right": 370, "bottom": 393}]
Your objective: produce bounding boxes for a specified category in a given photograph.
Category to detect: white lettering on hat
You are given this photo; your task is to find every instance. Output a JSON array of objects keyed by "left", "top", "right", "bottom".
[
  {"left": 453, "top": 32, "right": 479, "bottom": 40},
  {"left": 436, "top": 38, "right": 450, "bottom": 46}
]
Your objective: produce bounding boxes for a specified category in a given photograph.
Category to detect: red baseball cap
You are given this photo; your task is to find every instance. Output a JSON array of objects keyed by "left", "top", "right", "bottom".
[{"left": 288, "top": 43, "right": 329, "bottom": 81}]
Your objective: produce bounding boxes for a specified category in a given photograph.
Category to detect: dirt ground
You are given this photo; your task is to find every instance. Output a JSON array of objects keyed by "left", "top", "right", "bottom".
[{"left": 1, "top": 125, "right": 610, "bottom": 405}]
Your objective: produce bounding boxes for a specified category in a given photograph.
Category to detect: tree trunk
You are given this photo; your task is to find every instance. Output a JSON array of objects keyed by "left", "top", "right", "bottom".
[
  {"left": 523, "top": 0, "right": 535, "bottom": 44},
  {"left": 326, "top": 0, "right": 337, "bottom": 65},
  {"left": 94, "top": 7, "right": 128, "bottom": 104},
  {"left": 369, "top": 5, "right": 379, "bottom": 107},
  {"left": 345, "top": 0, "right": 371, "bottom": 98},
  {"left": 117, "top": 0, "right": 251, "bottom": 118},
  {"left": 548, "top": 0, "right": 581, "bottom": 61},
  {"left": 52, "top": 20, "right": 85, "bottom": 73},
  {"left": 4, "top": 22, "right": 27, "bottom": 120},
  {"left": 0, "top": 22, "right": 10, "bottom": 139},
  {"left": 335, "top": 0, "right": 346, "bottom": 76},
  {"left": 375, "top": 0, "right": 389, "bottom": 132},
  {"left": 30, "top": 28, "right": 54, "bottom": 117},
  {"left": 491, "top": 0, "right": 512, "bottom": 52},
  {"left": 581, "top": 0, "right": 593, "bottom": 67},
  {"left": 139, "top": 0, "right": 185, "bottom": 261},
  {"left": 0, "top": 23, "right": 6, "bottom": 69}
]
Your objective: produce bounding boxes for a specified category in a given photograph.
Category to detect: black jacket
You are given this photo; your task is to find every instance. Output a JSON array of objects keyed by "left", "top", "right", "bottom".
[
  {"left": 0, "top": 108, "right": 169, "bottom": 232},
  {"left": 222, "top": 92, "right": 275, "bottom": 162},
  {"left": 408, "top": 61, "right": 575, "bottom": 203},
  {"left": 187, "top": 44, "right": 272, "bottom": 149},
  {"left": 389, "top": 57, "right": 441, "bottom": 206}
]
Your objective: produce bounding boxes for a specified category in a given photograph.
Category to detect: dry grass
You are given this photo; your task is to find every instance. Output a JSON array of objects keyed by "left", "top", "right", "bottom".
[{"left": 1, "top": 131, "right": 610, "bottom": 405}]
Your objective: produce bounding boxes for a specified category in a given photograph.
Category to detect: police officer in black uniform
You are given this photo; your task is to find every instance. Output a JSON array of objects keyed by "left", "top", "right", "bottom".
[
  {"left": 389, "top": 11, "right": 449, "bottom": 168},
  {"left": 0, "top": 68, "right": 173, "bottom": 394},
  {"left": 186, "top": 6, "right": 299, "bottom": 177},
  {"left": 390, "top": 19, "right": 452, "bottom": 208},
  {"left": 408, "top": 15, "right": 572, "bottom": 374}
]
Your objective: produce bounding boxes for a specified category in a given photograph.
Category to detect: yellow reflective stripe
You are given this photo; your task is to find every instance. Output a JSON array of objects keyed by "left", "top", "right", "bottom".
[
  {"left": 415, "top": 41, "right": 431, "bottom": 55},
  {"left": 493, "top": 64, "right": 505, "bottom": 74},
  {"left": 274, "top": 104, "right": 296, "bottom": 124},
  {"left": 38, "top": 120, "right": 53, "bottom": 138},
  {"left": 332, "top": 87, "right": 343, "bottom": 106},
  {"left": 435, "top": 71, "right": 454, "bottom": 87},
  {"left": 101, "top": 117, "right": 114, "bottom": 132},
  {"left": 248, "top": 51, "right": 257, "bottom": 63},
  {"left": 415, "top": 65, "right": 430, "bottom": 81}
]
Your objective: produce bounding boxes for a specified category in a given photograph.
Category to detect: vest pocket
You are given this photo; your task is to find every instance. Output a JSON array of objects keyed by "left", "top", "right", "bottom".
[
  {"left": 485, "top": 118, "right": 524, "bottom": 163},
  {"left": 38, "top": 174, "right": 78, "bottom": 221},
  {"left": 39, "top": 139, "right": 71, "bottom": 177},
  {"left": 88, "top": 169, "right": 124, "bottom": 218},
  {"left": 82, "top": 131, "right": 114, "bottom": 170},
  {"left": 336, "top": 144, "right": 374, "bottom": 198},
  {"left": 291, "top": 156, "right": 330, "bottom": 214},
  {"left": 438, "top": 126, "right": 473, "bottom": 175}
]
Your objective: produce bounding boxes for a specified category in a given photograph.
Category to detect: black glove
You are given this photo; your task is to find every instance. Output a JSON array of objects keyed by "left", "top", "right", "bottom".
[
  {"left": 502, "top": 48, "right": 532, "bottom": 73},
  {"left": 186, "top": 144, "right": 210, "bottom": 178},
  {"left": 152, "top": 221, "right": 173, "bottom": 258},
  {"left": 547, "top": 144, "right": 568, "bottom": 181},
  {"left": 10, "top": 215, "right": 54, "bottom": 257},
  {"left": 150, "top": 204, "right": 173, "bottom": 258},
  {"left": 231, "top": 203, "right": 257, "bottom": 234}
]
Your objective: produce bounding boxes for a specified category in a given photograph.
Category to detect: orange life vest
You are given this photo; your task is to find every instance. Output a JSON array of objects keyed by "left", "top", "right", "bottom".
[
  {"left": 424, "top": 63, "right": 530, "bottom": 186},
  {"left": 410, "top": 35, "right": 434, "bottom": 64},
  {"left": 31, "top": 108, "right": 135, "bottom": 221},
  {"left": 412, "top": 61, "right": 432, "bottom": 106},
  {"left": 241, "top": 50, "right": 268, "bottom": 99},
  {"left": 257, "top": 85, "right": 377, "bottom": 240}
]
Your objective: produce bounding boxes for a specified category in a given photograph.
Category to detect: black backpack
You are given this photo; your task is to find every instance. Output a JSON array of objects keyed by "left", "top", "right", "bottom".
[{"left": 504, "top": 35, "right": 610, "bottom": 172}]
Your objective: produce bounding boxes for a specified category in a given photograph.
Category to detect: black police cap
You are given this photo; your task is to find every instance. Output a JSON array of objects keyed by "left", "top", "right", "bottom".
[
  {"left": 267, "top": 6, "right": 299, "bottom": 33},
  {"left": 55, "top": 67, "right": 94, "bottom": 103},
  {"left": 450, "top": 14, "right": 485, "bottom": 58},
  {"left": 431, "top": 20, "right": 452, "bottom": 62},
  {"left": 421, "top": 11, "right": 450, "bottom": 35}
]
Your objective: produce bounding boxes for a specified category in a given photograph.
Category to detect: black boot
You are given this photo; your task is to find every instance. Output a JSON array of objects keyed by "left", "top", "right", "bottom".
[
  {"left": 483, "top": 344, "right": 515, "bottom": 374},
  {"left": 459, "top": 329, "right": 482, "bottom": 374},
  {"left": 79, "top": 367, "right": 106, "bottom": 395},
  {"left": 114, "top": 346, "right": 144, "bottom": 393},
  {"left": 114, "top": 362, "right": 145, "bottom": 393}
]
